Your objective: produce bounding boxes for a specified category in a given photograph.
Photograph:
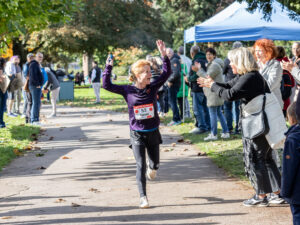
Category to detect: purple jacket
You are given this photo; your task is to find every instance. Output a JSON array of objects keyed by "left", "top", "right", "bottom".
[{"left": 103, "top": 56, "right": 171, "bottom": 131}]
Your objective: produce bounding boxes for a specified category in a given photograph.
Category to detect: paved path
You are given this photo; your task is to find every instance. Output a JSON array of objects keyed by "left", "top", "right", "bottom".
[{"left": 0, "top": 106, "right": 292, "bottom": 225}]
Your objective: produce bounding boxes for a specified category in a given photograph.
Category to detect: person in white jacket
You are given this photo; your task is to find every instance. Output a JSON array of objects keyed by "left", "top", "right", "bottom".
[{"left": 254, "top": 39, "right": 283, "bottom": 109}]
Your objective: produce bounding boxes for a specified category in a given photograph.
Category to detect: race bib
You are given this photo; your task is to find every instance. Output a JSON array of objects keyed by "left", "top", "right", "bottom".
[{"left": 133, "top": 103, "right": 154, "bottom": 120}]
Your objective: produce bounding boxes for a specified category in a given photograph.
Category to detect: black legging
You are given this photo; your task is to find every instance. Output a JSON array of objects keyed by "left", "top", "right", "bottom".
[
  {"left": 130, "top": 129, "right": 161, "bottom": 197},
  {"left": 242, "top": 135, "right": 281, "bottom": 195}
]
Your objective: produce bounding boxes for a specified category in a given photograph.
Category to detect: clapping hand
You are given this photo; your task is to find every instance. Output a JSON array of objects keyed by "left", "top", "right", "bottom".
[
  {"left": 197, "top": 76, "right": 214, "bottom": 88},
  {"left": 281, "top": 59, "right": 295, "bottom": 72},
  {"left": 156, "top": 40, "right": 166, "bottom": 58}
]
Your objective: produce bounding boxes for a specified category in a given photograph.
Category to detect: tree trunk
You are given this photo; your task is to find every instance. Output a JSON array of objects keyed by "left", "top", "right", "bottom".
[
  {"left": 12, "top": 38, "right": 28, "bottom": 67},
  {"left": 82, "top": 52, "right": 93, "bottom": 77}
]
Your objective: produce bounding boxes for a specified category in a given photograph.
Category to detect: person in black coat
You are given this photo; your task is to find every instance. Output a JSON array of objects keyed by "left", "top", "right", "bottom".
[
  {"left": 166, "top": 48, "right": 181, "bottom": 125},
  {"left": 284, "top": 102, "right": 300, "bottom": 225},
  {"left": 198, "top": 47, "right": 282, "bottom": 207}
]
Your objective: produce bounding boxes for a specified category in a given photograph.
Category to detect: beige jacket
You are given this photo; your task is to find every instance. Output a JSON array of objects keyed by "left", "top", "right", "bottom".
[{"left": 197, "top": 58, "right": 224, "bottom": 107}]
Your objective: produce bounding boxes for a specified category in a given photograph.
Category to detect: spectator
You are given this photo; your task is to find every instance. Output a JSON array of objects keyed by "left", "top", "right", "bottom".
[
  {"left": 44, "top": 68, "right": 60, "bottom": 118},
  {"left": 21, "top": 54, "right": 33, "bottom": 118},
  {"left": 148, "top": 56, "right": 165, "bottom": 116},
  {"left": 89, "top": 61, "right": 101, "bottom": 104},
  {"left": 0, "top": 57, "right": 7, "bottom": 128},
  {"left": 12, "top": 56, "right": 22, "bottom": 115},
  {"left": 23, "top": 53, "right": 35, "bottom": 123},
  {"left": 166, "top": 48, "right": 181, "bottom": 126},
  {"left": 254, "top": 39, "right": 283, "bottom": 108},
  {"left": 281, "top": 102, "right": 300, "bottom": 225},
  {"left": 198, "top": 47, "right": 282, "bottom": 207},
  {"left": 5, "top": 56, "right": 21, "bottom": 117},
  {"left": 276, "top": 46, "right": 295, "bottom": 117},
  {"left": 187, "top": 45, "right": 210, "bottom": 134},
  {"left": 223, "top": 41, "right": 243, "bottom": 134},
  {"left": 195, "top": 48, "right": 229, "bottom": 141},
  {"left": 28, "top": 54, "right": 44, "bottom": 125},
  {"left": 177, "top": 46, "right": 191, "bottom": 119}
]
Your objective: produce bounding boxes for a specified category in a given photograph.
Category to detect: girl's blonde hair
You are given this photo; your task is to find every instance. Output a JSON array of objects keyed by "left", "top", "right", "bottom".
[
  {"left": 228, "top": 47, "right": 259, "bottom": 75},
  {"left": 129, "top": 59, "right": 151, "bottom": 82}
]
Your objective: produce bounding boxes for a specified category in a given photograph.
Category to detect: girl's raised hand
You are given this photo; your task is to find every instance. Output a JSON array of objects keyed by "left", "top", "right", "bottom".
[
  {"left": 106, "top": 55, "right": 114, "bottom": 66},
  {"left": 156, "top": 40, "right": 166, "bottom": 58}
]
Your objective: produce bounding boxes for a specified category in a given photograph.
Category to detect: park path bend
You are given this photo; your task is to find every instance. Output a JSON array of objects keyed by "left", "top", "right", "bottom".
[{"left": 0, "top": 106, "right": 292, "bottom": 225}]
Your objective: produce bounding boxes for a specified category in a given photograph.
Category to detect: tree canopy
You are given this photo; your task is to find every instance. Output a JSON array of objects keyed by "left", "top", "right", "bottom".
[{"left": 238, "top": 0, "right": 300, "bottom": 22}]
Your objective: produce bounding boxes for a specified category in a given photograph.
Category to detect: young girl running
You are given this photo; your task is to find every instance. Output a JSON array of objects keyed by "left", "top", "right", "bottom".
[{"left": 102, "top": 40, "right": 170, "bottom": 208}]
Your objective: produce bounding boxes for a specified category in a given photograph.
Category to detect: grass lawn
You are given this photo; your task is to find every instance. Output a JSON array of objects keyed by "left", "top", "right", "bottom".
[
  {"left": 62, "top": 81, "right": 246, "bottom": 179},
  {"left": 0, "top": 115, "right": 40, "bottom": 170},
  {"left": 59, "top": 83, "right": 128, "bottom": 113}
]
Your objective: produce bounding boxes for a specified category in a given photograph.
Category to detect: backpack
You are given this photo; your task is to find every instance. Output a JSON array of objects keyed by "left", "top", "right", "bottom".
[{"left": 280, "top": 69, "right": 294, "bottom": 101}]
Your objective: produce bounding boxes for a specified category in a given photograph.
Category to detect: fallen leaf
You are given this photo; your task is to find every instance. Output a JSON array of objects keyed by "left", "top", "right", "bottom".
[
  {"left": 197, "top": 152, "right": 207, "bottom": 157},
  {"left": 1, "top": 216, "right": 12, "bottom": 219},
  {"left": 35, "top": 153, "right": 44, "bottom": 157},
  {"left": 116, "top": 136, "right": 119, "bottom": 138},
  {"left": 55, "top": 198, "right": 66, "bottom": 203},
  {"left": 108, "top": 119, "right": 113, "bottom": 122},
  {"left": 34, "top": 146, "right": 41, "bottom": 150},
  {"left": 89, "top": 188, "right": 100, "bottom": 193},
  {"left": 183, "top": 149, "right": 189, "bottom": 151},
  {"left": 49, "top": 136, "right": 54, "bottom": 141},
  {"left": 171, "top": 143, "right": 176, "bottom": 147},
  {"left": 71, "top": 203, "right": 81, "bottom": 207},
  {"left": 79, "top": 138, "right": 87, "bottom": 142},
  {"left": 177, "top": 138, "right": 184, "bottom": 143},
  {"left": 37, "top": 166, "right": 46, "bottom": 170},
  {"left": 185, "top": 140, "right": 192, "bottom": 144},
  {"left": 62, "top": 156, "right": 70, "bottom": 159}
]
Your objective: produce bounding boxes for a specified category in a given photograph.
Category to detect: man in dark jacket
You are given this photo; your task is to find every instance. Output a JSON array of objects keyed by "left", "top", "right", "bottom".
[
  {"left": 89, "top": 61, "right": 101, "bottom": 104},
  {"left": 282, "top": 102, "right": 300, "bottom": 225},
  {"left": 28, "top": 57, "right": 44, "bottom": 125},
  {"left": 166, "top": 48, "right": 181, "bottom": 125},
  {"left": 187, "top": 45, "right": 210, "bottom": 134},
  {"left": 223, "top": 41, "right": 243, "bottom": 134}
]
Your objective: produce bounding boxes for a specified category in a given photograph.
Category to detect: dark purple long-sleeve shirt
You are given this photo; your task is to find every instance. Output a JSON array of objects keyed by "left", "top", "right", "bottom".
[{"left": 103, "top": 56, "right": 171, "bottom": 131}]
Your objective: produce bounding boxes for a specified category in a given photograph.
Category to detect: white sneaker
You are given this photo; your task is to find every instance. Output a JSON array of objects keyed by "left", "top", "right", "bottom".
[
  {"left": 47, "top": 114, "right": 56, "bottom": 118},
  {"left": 221, "top": 133, "right": 230, "bottom": 139},
  {"left": 32, "top": 122, "right": 42, "bottom": 126},
  {"left": 21, "top": 114, "right": 26, "bottom": 119},
  {"left": 204, "top": 133, "right": 218, "bottom": 141},
  {"left": 139, "top": 196, "right": 150, "bottom": 208},
  {"left": 146, "top": 167, "right": 157, "bottom": 180}
]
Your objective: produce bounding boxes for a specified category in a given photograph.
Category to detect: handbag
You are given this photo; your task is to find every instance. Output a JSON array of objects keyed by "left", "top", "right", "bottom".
[
  {"left": 241, "top": 94, "right": 270, "bottom": 139},
  {"left": 0, "top": 74, "right": 10, "bottom": 94}
]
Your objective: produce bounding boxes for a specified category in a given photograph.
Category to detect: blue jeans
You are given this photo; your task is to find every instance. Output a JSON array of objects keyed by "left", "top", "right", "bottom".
[
  {"left": 208, "top": 106, "right": 229, "bottom": 136},
  {"left": 29, "top": 86, "right": 42, "bottom": 123},
  {"left": 192, "top": 92, "right": 210, "bottom": 131},
  {"left": 22, "top": 90, "right": 28, "bottom": 115},
  {"left": 168, "top": 86, "right": 181, "bottom": 122},
  {"left": 224, "top": 100, "right": 240, "bottom": 132},
  {"left": 0, "top": 91, "right": 7, "bottom": 128},
  {"left": 291, "top": 204, "right": 300, "bottom": 225}
]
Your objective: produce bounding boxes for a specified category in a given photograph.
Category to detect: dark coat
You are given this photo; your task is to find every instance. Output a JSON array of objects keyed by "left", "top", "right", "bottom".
[
  {"left": 28, "top": 60, "right": 43, "bottom": 87},
  {"left": 188, "top": 52, "right": 207, "bottom": 92},
  {"left": 281, "top": 124, "right": 300, "bottom": 205},
  {"left": 167, "top": 54, "right": 181, "bottom": 88}
]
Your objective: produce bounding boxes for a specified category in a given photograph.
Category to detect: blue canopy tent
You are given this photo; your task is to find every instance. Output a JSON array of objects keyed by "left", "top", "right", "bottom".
[
  {"left": 181, "top": 0, "right": 300, "bottom": 121},
  {"left": 184, "top": 0, "right": 300, "bottom": 43}
]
